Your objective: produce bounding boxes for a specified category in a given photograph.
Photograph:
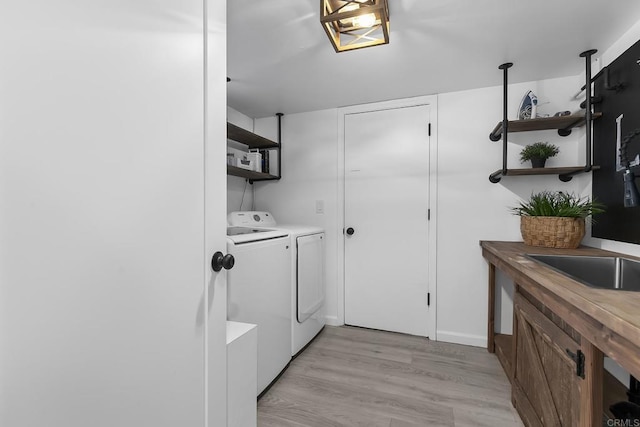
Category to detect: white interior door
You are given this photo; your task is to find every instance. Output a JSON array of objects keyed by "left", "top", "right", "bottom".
[
  {"left": 0, "top": 2, "right": 227, "bottom": 426},
  {"left": 344, "top": 105, "right": 431, "bottom": 336}
]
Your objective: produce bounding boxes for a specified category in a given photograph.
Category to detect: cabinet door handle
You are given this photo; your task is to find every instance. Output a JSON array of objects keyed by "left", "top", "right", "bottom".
[{"left": 565, "top": 348, "right": 585, "bottom": 378}]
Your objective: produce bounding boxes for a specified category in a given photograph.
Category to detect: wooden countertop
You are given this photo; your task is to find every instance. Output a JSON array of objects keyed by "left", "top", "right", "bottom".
[{"left": 480, "top": 241, "right": 640, "bottom": 379}]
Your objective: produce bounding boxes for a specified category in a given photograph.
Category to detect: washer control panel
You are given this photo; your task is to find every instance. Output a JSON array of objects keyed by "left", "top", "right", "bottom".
[{"left": 227, "top": 211, "right": 277, "bottom": 227}]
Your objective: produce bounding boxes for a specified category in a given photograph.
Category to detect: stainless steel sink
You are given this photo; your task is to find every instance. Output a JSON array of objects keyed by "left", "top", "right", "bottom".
[{"left": 526, "top": 254, "right": 640, "bottom": 292}]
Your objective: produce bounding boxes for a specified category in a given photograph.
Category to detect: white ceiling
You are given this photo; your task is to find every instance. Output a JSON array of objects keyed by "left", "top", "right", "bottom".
[{"left": 227, "top": 0, "right": 640, "bottom": 118}]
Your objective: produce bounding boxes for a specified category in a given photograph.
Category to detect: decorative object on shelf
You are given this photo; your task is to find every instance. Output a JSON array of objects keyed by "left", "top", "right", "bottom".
[
  {"left": 246, "top": 150, "right": 262, "bottom": 173},
  {"left": 519, "top": 142, "right": 559, "bottom": 168},
  {"left": 259, "top": 149, "right": 270, "bottom": 174},
  {"left": 518, "top": 90, "right": 538, "bottom": 119},
  {"left": 236, "top": 157, "right": 253, "bottom": 170},
  {"left": 320, "top": 0, "right": 389, "bottom": 53},
  {"left": 511, "top": 191, "right": 605, "bottom": 249}
]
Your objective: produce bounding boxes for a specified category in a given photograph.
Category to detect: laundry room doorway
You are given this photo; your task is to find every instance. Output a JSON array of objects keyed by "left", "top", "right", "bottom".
[{"left": 341, "top": 97, "right": 437, "bottom": 338}]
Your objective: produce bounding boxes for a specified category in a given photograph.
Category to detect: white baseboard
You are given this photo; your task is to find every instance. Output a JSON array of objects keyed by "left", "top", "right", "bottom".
[
  {"left": 437, "top": 330, "right": 487, "bottom": 348},
  {"left": 320, "top": 321, "right": 485, "bottom": 347},
  {"left": 324, "top": 315, "right": 342, "bottom": 327}
]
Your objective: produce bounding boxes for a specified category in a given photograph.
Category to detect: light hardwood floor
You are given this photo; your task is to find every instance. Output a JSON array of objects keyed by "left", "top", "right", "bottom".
[{"left": 258, "top": 326, "right": 523, "bottom": 427}]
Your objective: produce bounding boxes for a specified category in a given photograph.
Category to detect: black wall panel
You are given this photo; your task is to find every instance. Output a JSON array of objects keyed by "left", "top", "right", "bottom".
[{"left": 592, "top": 39, "right": 640, "bottom": 244}]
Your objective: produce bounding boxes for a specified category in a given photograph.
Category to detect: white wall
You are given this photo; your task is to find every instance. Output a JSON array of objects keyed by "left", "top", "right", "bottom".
[
  {"left": 438, "top": 17, "right": 640, "bottom": 373},
  {"left": 254, "top": 109, "right": 341, "bottom": 324},
  {"left": 436, "top": 75, "right": 589, "bottom": 345},
  {"left": 248, "top": 74, "right": 590, "bottom": 342},
  {"left": 246, "top": 19, "right": 640, "bottom": 350}
]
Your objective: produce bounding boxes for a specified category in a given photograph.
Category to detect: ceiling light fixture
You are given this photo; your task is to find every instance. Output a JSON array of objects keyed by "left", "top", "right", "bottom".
[{"left": 320, "top": 0, "right": 389, "bottom": 53}]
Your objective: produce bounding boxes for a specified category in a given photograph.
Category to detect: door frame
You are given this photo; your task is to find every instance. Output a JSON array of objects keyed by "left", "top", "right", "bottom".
[
  {"left": 336, "top": 95, "right": 438, "bottom": 340},
  {"left": 205, "top": 0, "right": 228, "bottom": 424}
]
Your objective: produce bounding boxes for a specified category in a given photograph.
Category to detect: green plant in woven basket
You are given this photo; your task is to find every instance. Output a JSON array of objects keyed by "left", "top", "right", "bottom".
[
  {"left": 512, "top": 191, "right": 605, "bottom": 248},
  {"left": 511, "top": 191, "right": 605, "bottom": 218},
  {"left": 519, "top": 142, "right": 560, "bottom": 167}
]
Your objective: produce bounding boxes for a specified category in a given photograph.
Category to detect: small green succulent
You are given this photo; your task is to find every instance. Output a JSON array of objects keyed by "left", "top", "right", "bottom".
[{"left": 519, "top": 142, "right": 560, "bottom": 163}]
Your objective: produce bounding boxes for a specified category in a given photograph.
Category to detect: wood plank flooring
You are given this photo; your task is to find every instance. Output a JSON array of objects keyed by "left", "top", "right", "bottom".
[{"left": 258, "top": 326, "right": 523, "bottom": 427}]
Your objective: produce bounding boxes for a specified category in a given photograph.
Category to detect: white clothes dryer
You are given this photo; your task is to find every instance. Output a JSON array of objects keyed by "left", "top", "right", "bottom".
[{"left": 228, "top": 212, "right": 326, "bottom": 356}]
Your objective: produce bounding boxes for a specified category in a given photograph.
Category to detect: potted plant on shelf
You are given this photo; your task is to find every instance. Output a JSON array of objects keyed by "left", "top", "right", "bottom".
[
  {"left": 519, "top": 142, "right": 560, "bottom": 168},
  {"left": 511, "top": 191, "right": 605, "bottom": 249}
]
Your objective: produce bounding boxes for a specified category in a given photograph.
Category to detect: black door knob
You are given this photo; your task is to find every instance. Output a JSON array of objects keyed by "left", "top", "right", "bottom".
[
  {"left": 211, "top": 251, "right": 235, "bottom": 272},
  {"left": 346, "top": 227, "right": 355, "bottom": 236}
]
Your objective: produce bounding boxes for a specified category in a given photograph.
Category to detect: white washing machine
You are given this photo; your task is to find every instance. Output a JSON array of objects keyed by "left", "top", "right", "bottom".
[
  {"left": 226, "top": 224, "right": 291, "bottom": 395},
  {"left": 228, "top": 212, "right": 326, "bottom": 356}
]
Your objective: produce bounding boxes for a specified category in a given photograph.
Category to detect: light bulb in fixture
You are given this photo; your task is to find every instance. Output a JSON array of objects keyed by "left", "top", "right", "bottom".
[
  {"left": 338, "top": 2, "right": 376, "bottom": 28},
  {"left": 353, "top": 13, "right": 376, "bottom": 28},
  {"left": 338, "top": 3, "right": 359, "bottom": 25}
]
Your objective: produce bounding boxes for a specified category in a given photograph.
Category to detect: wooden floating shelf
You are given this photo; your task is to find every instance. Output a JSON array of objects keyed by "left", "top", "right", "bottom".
[
  {"left": 488, "top": 56, "right": 598, "bottom": 183},
  {"left": 489, "top": 166, "right": 601, "bottom": 183},
  {"left": 490, "top": 166, "right": 601, "bottom": 177},
  {"left": 227, "top": 122, "right": 279, "bottom": 149},
  {"left": 227, "top": 165, "right": 278, "bottom": 181},
  {"left": 490, "top": 112, "right": 602, "bottom": 140}
]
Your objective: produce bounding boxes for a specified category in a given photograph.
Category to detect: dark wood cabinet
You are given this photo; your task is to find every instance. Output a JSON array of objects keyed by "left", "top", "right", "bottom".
[
  {"left": 481, "top": 241, "right": 640, "bottom": 426},
  {"left": 513, "top": 290, "right": 584, "bottom": 426}
]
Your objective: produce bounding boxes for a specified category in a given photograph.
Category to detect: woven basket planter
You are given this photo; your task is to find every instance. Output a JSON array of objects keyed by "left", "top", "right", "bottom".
[{"left": 520, "top": 216, "right": 585, "bottom": 249}]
